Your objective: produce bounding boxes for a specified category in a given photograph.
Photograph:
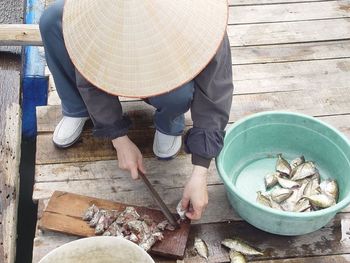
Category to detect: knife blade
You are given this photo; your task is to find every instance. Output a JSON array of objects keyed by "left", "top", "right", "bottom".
[{"left": 138, "top": 169, "right": 180, "bottom": 228}]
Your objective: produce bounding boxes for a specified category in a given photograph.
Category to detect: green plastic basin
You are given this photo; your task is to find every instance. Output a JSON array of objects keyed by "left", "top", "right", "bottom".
[{"left": 216, "top": 111, "right": 350, "bottom": 235}]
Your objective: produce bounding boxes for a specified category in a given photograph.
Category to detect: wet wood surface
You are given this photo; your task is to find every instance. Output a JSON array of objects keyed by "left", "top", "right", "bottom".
[{"left": 33, "top": 0, "right": 350, "bottom": 262}]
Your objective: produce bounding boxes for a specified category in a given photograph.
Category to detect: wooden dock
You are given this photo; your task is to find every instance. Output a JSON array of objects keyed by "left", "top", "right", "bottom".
[
  {"left": 32, "top": 0, "right": 350, "bottom": 262},
  {"left": 0, "top": 1, "right": 23, "bottom": 263}
]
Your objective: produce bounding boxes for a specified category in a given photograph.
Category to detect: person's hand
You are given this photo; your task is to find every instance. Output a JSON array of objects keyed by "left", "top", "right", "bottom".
[
  {"left": 181, "top": 165, "right": 208, "bottom": 220},
  {"left": 112, "top": 135, "right": 146, "bottom": 180}
]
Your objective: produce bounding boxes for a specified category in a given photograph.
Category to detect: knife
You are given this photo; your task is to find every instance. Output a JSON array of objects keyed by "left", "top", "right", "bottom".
[{"left": 138, "top": 169, "right": 180, "bottom": 228}]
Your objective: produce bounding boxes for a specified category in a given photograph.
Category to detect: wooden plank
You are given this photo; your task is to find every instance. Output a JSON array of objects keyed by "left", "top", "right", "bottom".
[
  {"left": 0, "top": 53, "right": 21, "bottom": 263},
  {"left": 183, "top": 214, "right": 350, "bottom": 262},
  {"left": 229, "top": 1, "right": 350, "bottom": 24},
  {"left": 39, "top": 191, "right": 191, "bottom": 259},
  {"left": 33, "top": 182, "right": 240, "bottom": 225},
  {"left": 232, "top": 40, "right": 350, "bottom": 65},
  {"left": 228, "top": 19, "right": 350, "bottom": 46},
  {"left": 0, "top": 24, "right": 42, "bottom": 46},
  {"left": 0, "top": 0, "right": 24, "bottom": 54},
  {"left": 41, "top": 58, "right": 350, "bottom": 103},
  {"left": 229, "top": 0, "right": 337, "bottom": 5},
  {"left": 35, "top": 88, "right": 350, "bottom": 165},
  {"left": 36, "top": 57, "right": 350, "bottom": 132},
  {"left": 4, "top": 5, "right": 350, "bottom": 47},
  {"left": 33, "top": 213, "right": 350, "bottom": 262},
  {"left": 233, "top": 58, "right": 350, "bottom": 94},
  {"left": 254, "top": 255, "right": 350, "bottom": 263}
]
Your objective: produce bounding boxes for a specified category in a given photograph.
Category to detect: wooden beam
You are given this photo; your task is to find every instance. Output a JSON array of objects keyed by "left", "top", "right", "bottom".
[
  {"left": 0, "top": 54, "right": 22, "bottom": 263},
  {"left": 0, "top": 24, "right": 42, "bottom": 46}
]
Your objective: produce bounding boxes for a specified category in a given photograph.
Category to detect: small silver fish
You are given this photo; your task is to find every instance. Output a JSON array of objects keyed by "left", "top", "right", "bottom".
[
  {"left": 270, "top": 188, "right": 293, "bottom": 203},
  {"left": 294, "top": 198, "right": 311, "bottom": 212},
  {"left": 116, "top": 206, "right": 140, "bottom": 224},
  {"left": 256, "top": 191, "right": 271, "bottom": 207},
  {"left": 276, "top": 154, "right": 291, "bottom": 176},
  {"left": 126, "top": 232, "right": 139, "bottom": 243},
  {"left": 95, "top": 211, "right": 108, "bottom": 234},
  {"left": 127, "top": 220, "right": 144, "bottom": 234},
  {"left": 303, "top": 178, "right": 320, "bottom": 197},
  {"left": 304, "top": 194, "right": 336, "bottom": 208},
  {"left": 319, "top": 179, "right": 339, "bottom": 201},
  {"left": 82, "top": 204, "right": 99, "bottom": 221},
  {"left": 103, "top": 221, "right": 123, "bottom": 237},
  {"left": 290, "top": 156, "right": 305, "bottom": 169},
  {"left": 221, "top": 238, "right": 263, "bottom": 256},
  {"left": 89, "top": 210, "right": 105, "bottom": 227},
  {"left": 194, "top": 237, "right": 209, "bottom": 260},
  {"left": 177, "top": 201, "right": 187, "bottom": 220},
  {"left": 139, "top": 232, "right": 163, "bottom": 251},
  {"left": 290, "top": 162, "right": 317, "bottom": 181},
  {"left": 156, "top": 220, "right": 170, "bottom": 231},
  {"left": 229, "top": 251, "right": 247, "bottom": 263},
  {"left": 277, "top": 176, "right": 300, "bottom": 189},
  {"left": 264, "top": 172, "right": 279, "bottom": 188},
  {"left": 269, "top": 196, "right": 284, "bottom": 210}
]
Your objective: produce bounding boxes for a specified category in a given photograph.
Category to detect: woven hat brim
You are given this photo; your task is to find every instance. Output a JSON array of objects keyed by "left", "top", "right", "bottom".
[{"left": 63, "top": 0, "right": 228, "bottom": 98}]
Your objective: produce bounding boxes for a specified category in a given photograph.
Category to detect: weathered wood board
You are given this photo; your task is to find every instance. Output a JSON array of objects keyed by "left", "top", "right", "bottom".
[
  {"left": 228, "top": 18, "right": 350, "bottom": 46},
  {"left": 228, "top": 0, "right": 338, "bottom": 5},
  {"left": 39, "top": 191, "right": 191, "bottom": 259},
  {"left": 0, "top": 53, "right": 21, "bottom": 263},
  {"left": 34, "top": 213, "right": 350, "bottom": 263},
  {"left": 0, "top": 24, "right": 42, "bottom": 46},
  {"left": 35, "top": 87, "right": 350, "bottom": 165},
  {"left": 33, "top": 0, "right": 350, "bottom": 262},
  {"left": 229, "top": 1, "right": 350, "bottom": 24}
]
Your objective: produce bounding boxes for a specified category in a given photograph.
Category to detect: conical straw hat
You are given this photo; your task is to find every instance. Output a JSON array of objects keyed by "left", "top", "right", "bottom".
[{"left": 63, "top": 0, "right": 228, "bottom": 98}]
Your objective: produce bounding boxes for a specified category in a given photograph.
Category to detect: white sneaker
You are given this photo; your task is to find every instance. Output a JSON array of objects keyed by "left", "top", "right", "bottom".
[
  {"left": 153, "top": 130, "right": 182, "bottom": 160},
  {"left": 53, "top": 116, "right": 89, "bottom": 148}
]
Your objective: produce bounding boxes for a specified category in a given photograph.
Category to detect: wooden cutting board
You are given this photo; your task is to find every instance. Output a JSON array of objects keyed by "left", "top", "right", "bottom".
[{"left": 38, "top": 191, "right": 191, "bottom": 259}]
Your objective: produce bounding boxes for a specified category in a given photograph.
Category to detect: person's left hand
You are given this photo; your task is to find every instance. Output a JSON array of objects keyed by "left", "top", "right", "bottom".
[{"left": 181, "top": 165, "right": 208, "bottom": 220}]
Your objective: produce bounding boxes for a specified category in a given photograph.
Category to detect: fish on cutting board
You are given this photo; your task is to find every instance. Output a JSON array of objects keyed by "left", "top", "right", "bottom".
[{"left": 82, "top": 204, "right": 175, "bottom": 251}]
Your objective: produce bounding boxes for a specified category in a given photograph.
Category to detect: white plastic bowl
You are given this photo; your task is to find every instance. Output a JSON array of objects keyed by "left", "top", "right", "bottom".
[{"left": 38, "top": 236, "right": 155, "bottom": 263}]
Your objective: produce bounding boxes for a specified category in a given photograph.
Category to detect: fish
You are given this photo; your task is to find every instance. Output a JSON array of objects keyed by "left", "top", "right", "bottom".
[
  {"left": 177, "top": 201, "right": 187, "bottom": 220},
  {"left": 95, "top": 211, "right": 108, "bottom": 234},
  {"left": 103, "top": 221, "right": 123, "bottom": 237},
  {"left": 276, "top": 154, "right": 291, "bottom": 176},
  {"left": 270, "top": 188, "right": 293, "bottom": 203},
  {"left": 303, "top": 177, "right": 320, "bottom": 197},
  {"left": 290, "top": 161, "right": 317, "bottom": 181},
  {"left": 89, "top": 210, "right": 105, "bottom": 227},
  {"left": 290, "top": 156, "right": 305, "bottom": 169},
  {"left": 294, "top": 198, "right": 311, "bottom": 212},
  {"left": 126, "top": 233, "right": 139, "bottom": 243},
  {"left": 139, "top": 231, "right": 164, "bottom": 251},
  {"left": 229, "top": 251, "right": 247, "bottom": 263},
  {"left": 264, "top": 172, "right": 279, "bottom": 188},
  {"left": 304, "top": 194, "right": 336, "bottom": 208},
  {"left": 221, "top": 238, "right": 263, "bottom": 256},
  {"left": 277, "top": 176, "right": 300, "bottom": 189},
  {"left": 269, "top": 196, "right": 284, "bottom": 210},
  {"left": 194, "top": 237, "right": 209, "bottom": 260},
  {"left": 116, "top": 206, "right": 140, "bottom": 224},
  {"left": 127, "top": 220, "right": 145, "bottom": 234},
  {"left": 95, "top": 210, "right": 119, "bottom": 234},
  {"left": 280, "top": 185, "right": 306, "bottom": 212},
  {"left": 156, "top": 220, "right": 170, "bottom": 231},
  {"left": 82, "top": 204, "right": 99, "bottom": 221},
  {"left": 319, "top": 179, "right": 339, "bottom": 200},
  {"left": 256, "top": 191, "right": 271, "bottom": 207}
]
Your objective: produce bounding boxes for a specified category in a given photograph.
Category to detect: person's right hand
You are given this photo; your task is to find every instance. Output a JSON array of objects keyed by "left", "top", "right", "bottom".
[{"left": 112, "top": 135, "right": 146, "bottom": 180}]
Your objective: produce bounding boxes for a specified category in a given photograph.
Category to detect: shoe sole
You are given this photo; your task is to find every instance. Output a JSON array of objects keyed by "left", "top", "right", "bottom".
[
  {"left": 155, "top": 149, "right": 180, "bottom": 161},
  {"left": 53, "top": 133, "right": 83, "bottom": 149}
]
